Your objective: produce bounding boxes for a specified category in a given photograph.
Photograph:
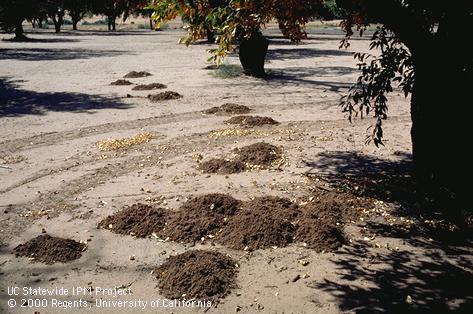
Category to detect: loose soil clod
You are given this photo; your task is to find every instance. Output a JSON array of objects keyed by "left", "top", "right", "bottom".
[
  {"left": 123, "top": 71, "right": 152, "bottom": 78},
  {"left": 148, "top": 91, "right": 183, "bottom": 102},
  {"left": 199, "top": 158, "right": 247, "bottom": 174},
  {"left": 96, "top": 132, "right": 154, "bottom": 151},
  {"left": 98, "top": 203, "right": 168, "bottom": 238},
  {"left": 155, "top": 250, "right": 238, "bottom": 300},
  {"left": 225, "top": 115, "right": 279, "bottom": 127},
  {"left": 203, "top": 103, "right": 252, "bottom": 115},
  {"left": 14, "top": 235, "right": 86, "bottom": 264},
  {"left": 162, "top": 194, "right": 241, "bottom": 243},
  {"left": 233, "top": 142, "right": 283, "bottom": 167},
  {"left": 132, "top": 83, "right": 167, "bottom": 91},
  {"left": 217, "top": 196, "right": 299, "bottom": 250},
  {"left": 110, "top": 79, "right": 133, "bottom": 86}
]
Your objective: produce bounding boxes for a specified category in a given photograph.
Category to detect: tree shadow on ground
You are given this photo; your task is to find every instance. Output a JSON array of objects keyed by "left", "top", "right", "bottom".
[
  {"left": 2, "top": 37, "right": 80, "bottom": 43},
  {"left": 302, "top": 152, "right": 472, "bottom": 312},
  {"left": 264, "top": 67, "right": 355, "bottom": 90},
  {"left": 0, "top": 78, "right": 131, "bottom": 117},
  {"left": 303, "top": 151, "right": 416, "bottom": 208},
  {"left": 267, "top": 47, "right": 353, "bottom": 61},
  {"left": 0, "top": 47, "right": 131, "bottom": 61},
  {"left": 309, "top": 241, "right": 473, "bottom": 313}
]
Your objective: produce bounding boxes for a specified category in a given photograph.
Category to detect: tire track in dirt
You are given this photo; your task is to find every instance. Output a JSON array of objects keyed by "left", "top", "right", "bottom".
[{"left": 0, "top": 99, "right": 334, "bottom": 155}]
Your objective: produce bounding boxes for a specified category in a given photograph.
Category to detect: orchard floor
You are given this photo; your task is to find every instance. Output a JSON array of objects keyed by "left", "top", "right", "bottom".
[{"left": 1, "top": 23, "right": 472, "bottom": 313}]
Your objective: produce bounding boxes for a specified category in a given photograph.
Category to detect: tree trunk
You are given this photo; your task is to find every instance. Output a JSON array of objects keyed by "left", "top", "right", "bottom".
[
  {"left": 149, "top": 16, "right": 153, "bottom": 30},
  {"left": 38, "top": 18, "right": 43, "bottom": 29},
  {"left": 14, "top": 23, "right": 27, "bottom": 41},
  {"left": 238, "top": 32, "right": 269, "bottom": 77},
  {"left": 52, "top": 13, "right": 63, "bottom": 33},
  {"left": 410, "top": 45, "right": 470, "bottom": 220}
]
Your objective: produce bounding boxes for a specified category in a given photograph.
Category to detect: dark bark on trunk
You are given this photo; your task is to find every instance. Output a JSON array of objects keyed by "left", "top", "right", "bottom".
[
  {"left": 14, "top": 23, "right": 27, "bottom": 41},
  {"left": 38, "top": 18, "right": 43, "bottom": 29},
  {"left": 52, "top": 13, "right": 63, "bottom": 33},
  {"left": 149, "top": 16, "right": 153, "bottom": 30},
  {"left": 410, "top": 43, "right": 471, "bottom": 220},
  {"left": 238, "top": 32, "right": 269, "bottom": 78},
  {"left": 206, "top": 26, "right": 215, "bottom": 43},
  {"left": 108, "top": 16, "right": 116, "bottom": 31}
]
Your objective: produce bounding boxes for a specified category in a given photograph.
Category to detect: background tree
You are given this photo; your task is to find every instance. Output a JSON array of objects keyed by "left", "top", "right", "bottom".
[
  {"left": 43, "top": 0, "right": 65, "bottom": 33},
  {"left": 0, "top": 0, "right": 40, "bottom": 40},
  {"left": 151, "top": 0, "right": 329, "bottom": 77},
  {"left": 336, "top": 0, "right": 472, "bottom": 219},
  {"left": 64, "top": 0, "right": 91, "bottom": 30}
]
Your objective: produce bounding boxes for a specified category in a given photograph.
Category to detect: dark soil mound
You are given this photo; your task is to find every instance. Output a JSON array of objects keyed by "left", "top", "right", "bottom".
[
  {"left": 98, "top": 203, "right": 168, "bottom": 238},
  {"left": 181, "top": 193, "right": 241, "bottom": 215},
  {"left": 245, "top": 196, "right": 300, "bottom": 221},
  {"left": 225, "top": 115, "right": 279, "bottom": 126},
  {"left": 217, "top": 196, "right": 299, "bottom": 250},
  {"left": 132, "top": 83, "right": 167, "bottom": 91},
  {"left": 162, "top": 194, "right": 241, "bottom": 243},
  {"left": 155, "top": 250, "right": 237, "bottom": 300},
  {"left": 295, "top": 221, "right": 346, "bottom": 251},
  {"left": 305, "top": 190, "right": 368, "bottom": 224},
  {"left": 293, "top": 190, "right": 369, "bottom": 251},
  {"left": 203, "top": 103, "right": 252, "bottom": 115},
  {"left": 234, "top": 142, "right": 282, "bottom": 167},
  {"left": 148, "top": 91, "right": 182, "bottom": 102},
  {"left": 199, "top": 158, "right": 246, "bottom": 174},
  {"left": 123, "top": 71, "right": 152, "bottom": 78},
  {"left": 217, "top": 209, "right": 296, "bottom": 250},
  {"left": 110, "top": 79, "right": 133, "bottom": 86},
  {"left": 14, "top": 235, "right": 86, "bottom": 264}
]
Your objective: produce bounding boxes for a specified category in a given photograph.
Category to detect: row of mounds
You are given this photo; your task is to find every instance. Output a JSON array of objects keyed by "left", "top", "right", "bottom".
[
  {"left": 198, "top": 142, "right": 285, "bottom": 174},
  {"left": 98, "top": 190, "right": 370, "bottom": 252},
  {"left": 14, "top": 234, "right": 86, "bottom": 265},
  {"left": 110, "top": 71, "right": 182, "bottom": 102}
]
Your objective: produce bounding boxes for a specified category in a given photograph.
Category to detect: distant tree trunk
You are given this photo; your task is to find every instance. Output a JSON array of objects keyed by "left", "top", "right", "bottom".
[
  {"left": 52, "top": 12, "right": 64, "bottom": 33},
  {"left": 14, "top": 23, "right": 27, "bottom": 40},
  {"left": 238, "top": 31, "right": 269, "bottom": 77},
  {"left": 108, "top": 15, "right": 116, "bottom": 31},
  {"left": 38, "top": 18, "right": 43, "bottom": 28},
  {"left": 206, "top": 26, "right": 215, "bottom": 42},
  {"left": 71, "top": 13, "right": 80, "bottom": 30},
  {"left": 31, "top": 20, "right": 36, "bottom": 28},
  {"left": 149, "top": 16, "right": 153, "bottom": 30}
]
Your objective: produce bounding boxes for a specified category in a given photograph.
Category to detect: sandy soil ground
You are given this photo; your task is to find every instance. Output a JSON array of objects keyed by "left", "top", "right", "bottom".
[{"left": 1, "top": 22, "right": 472, "bottom": 314}]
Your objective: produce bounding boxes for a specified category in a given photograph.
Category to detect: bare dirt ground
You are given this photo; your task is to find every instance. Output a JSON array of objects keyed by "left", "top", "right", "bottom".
[{"left": 1, "top": 21, "right": 472, "bottom": 313}]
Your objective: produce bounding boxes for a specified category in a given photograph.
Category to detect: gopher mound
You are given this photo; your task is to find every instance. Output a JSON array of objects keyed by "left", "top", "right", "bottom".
[
  {"left": 162, "top": 194, "right": 241, "bottom": 243},
  {"left": 293, "top": 189, "right": 370, "bottom": 251},
  {"left": 98, "top": 203, "right": 168, "bottom": 238},
  {"left": 203, "top": 103, "right": 252, "bottom": 115},
  {"left": 217, "top": 210, "right": 296, "bottom": 250},
  {"left": 199, "top": 158, "right": 246, "bottom": 174},
  {"left": 295, "top": 220, "right": 346, "bottom": 251},
  {"left": 14, "top": 235, "right": 86, "bottom": 264},
  {"left": 110, "top": 79, "right": 133, "bottom": 86},
  {"left": 132, "top": 83, "right": 167, "bottom": 91},
  {"left": 234, "top": 142, "right": 282, "bottom": 167},
  {"left": 155, "top": 250, "right": 237, "bottom": 300},
  {"left": 217, "top": 196, "right": 299, "bottom": 250},
  {"left": 148, "top": 91, "right": 182, "bottom": 102},
  {"left": 123, "top": 71, "right": 152, "bottom": 78},
  {"left": 225, "top": 115, "right": 279, "bottom": 127}
]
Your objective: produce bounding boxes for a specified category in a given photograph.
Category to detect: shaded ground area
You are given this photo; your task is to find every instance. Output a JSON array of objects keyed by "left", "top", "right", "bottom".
[
  {"left": 155, "top": 250, "right": 238, "bottom": 300},
  {"left": 14, "top": 234, "right": 86, "bottom": 264},
  {"left": 0, "top": 78, "right": 130, "bottom": 116},
  {"left": 310, "top": 242, "right": 473, "bottom": 313},
  {"left": 0, "top": 48, "right": 130, "bottom": 61}
]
